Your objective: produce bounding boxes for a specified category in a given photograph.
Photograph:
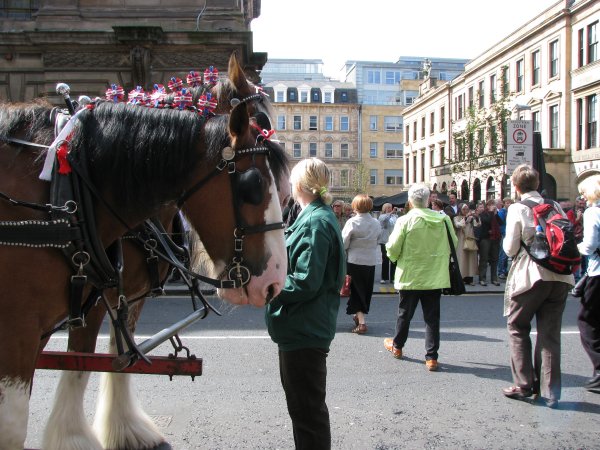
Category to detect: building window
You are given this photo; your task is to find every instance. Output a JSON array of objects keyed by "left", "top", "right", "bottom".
[
  {"left": 384, "top": 116, "right": 402, "bottom": 132},
  {"left": 312, "top": 90, "right": 320, "bottom": 102},
  {"left": 489, "top": 74, "right": 496, "bottom": 103},
  {"left": 430, "top": 146, "right": 435, "bottom": 167},
  {"left": 385, "top": 71, "right": 401, "bottom": 84},
  {"left": 367, "top": 70, "right": 381, "bottom": 84},
  {"left": 516, "top": 59, "right": 524, "bottom": 93},
  {"left": 340, "top": 143, "right": 349, "bottom": 158},
  {"left": 299, "top": 90, "right": 309, "bottom": 103},
  {"left": 478, "top": 81, "right": 485, "bottom": 108},
  {"left": 577, "top": 98, "right": 584, "bottom": 150},
  {"left": 579, "top": 28, "right": 585, "bottom": 68},
  {"left": 340, "top": 169, "right": 349, "bottom": 187},
  {"left": 324, "top": 92, "right": 332, "bottom": 103},
  {"left": 412, "top": 121, "right": 417, "bottom": 141},
  {"left": 440, "top": 144, "right": 446, "bottom": 164},
  {"left": 588, "top": 21, "right": 598, "bottom": 64},
  {"left": 325, "top": 142, "right": 333, "bottom": 158},
  {"left": 384, "top": 169, "right": 403, "bottom": 186},
  {"left": 440, "top": 106, "right": 445, "bottom": 130},
  {"left": 384, "top": 142, "right": 403, "bottom": 158},
  {"left": 468, "top": 86, "right": 474, "bottom": 109},
  {"left": 549, "top": 104, "right": 559, "bottom": 148},
  {"left": 340, "top": 116, "right": 349, "bottom": 131},
  {"left": 293, "top": 115, "right": 302, "bottom": 130},
  {"left": 532, "top": 50, "right": 540, "bottom": 86},
  {"left": 275, "top": 90, "right": 285, "bottom": 102},
  {"left": 405, "top": 125, "right": 410, "bottom": 144},
  {"left": 490, "top": 125, "right": 498, "bottom": 151},
  {"left": 309, "top": 115, "right": 318, "bottom": 131},
  {"left": 340, "top": 91, "right": 348, "bottom": 102},
  {"left": 370, "top": 169, "right": 377, "bottom": 185},
  {"left": 478, "top": 129, "right": 485, "bottom": 155},
  {"left": 421, "top": 117, "right": 425, "bottom": 139},
  {"left": 430, "top": 112, "right": 435, "bottom": 134},
  {"left": 549, "top": 40, "right": 559, "bottom": 78},
  {"left": 288, "top": 90, "right": 297, "bottom": 102},
  {"left": 532, "top": 111, "right": 540, "bottom": 132},
  {"left": 309, "top": 142, "right": 317, "bottom": 157},
  {"left": 587, "top": 94, "right": 597, "bottom": 149},
  {"left": 369, "top": 115, "right": 377, "bottom": 131},
  {"left": 293, "top": 142, "right": 301, "bottom": 158},
  {"left": 0, "top": 1, "right": 39, "bottom": 19},
  {"left": 456, "top": 94, "right": 464, "bottom": 119},
  {"left": 277, "top": 115, "right": 286, "bottom": 130},
  {"left": 324, "top": 116, "right": 333, "bottom": 131},
  {"left": 370, "top": 142, "right": 377, "bottom": 158}
]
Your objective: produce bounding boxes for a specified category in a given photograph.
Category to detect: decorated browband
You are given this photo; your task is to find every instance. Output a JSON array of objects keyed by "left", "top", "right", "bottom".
[{"left": 104, "top": 66, "right": 221, "bottom": 116}]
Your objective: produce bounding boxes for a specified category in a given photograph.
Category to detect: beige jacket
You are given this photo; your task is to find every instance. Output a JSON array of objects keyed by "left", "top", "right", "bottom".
[{"left": 502, "top": 191, "right": 574, "bottom": 315}]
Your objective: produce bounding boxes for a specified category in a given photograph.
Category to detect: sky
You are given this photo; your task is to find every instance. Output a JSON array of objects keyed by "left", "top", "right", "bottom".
[{"left": 252, "top": 0, "right": 558, "bottom": 78}]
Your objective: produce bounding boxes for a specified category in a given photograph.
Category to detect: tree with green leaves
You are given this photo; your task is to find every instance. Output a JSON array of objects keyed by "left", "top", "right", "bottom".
[{"left": 450, "top": 65, "right": 512, "bottom": 201}]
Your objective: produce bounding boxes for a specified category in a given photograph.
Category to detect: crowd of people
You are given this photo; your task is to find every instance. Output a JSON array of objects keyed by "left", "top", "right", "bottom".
[{"left": 271, "top": 158, "right": 598, "bottom": 447}]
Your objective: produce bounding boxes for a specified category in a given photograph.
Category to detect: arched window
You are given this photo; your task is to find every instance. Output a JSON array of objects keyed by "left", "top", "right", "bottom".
[
  {"left": 486, "top": 177, "right": 496, "bottom": 200},
  {"left": 460, "top": 180, "right": 469, "bottom": 201},
  {"left": 473, "top": 178, "right": 481, "bottom": 202}
]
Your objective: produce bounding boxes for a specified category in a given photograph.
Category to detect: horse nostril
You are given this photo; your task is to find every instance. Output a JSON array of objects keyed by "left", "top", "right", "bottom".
[{"left": 265, "top": 283, "right": 278, "bottom": 304}]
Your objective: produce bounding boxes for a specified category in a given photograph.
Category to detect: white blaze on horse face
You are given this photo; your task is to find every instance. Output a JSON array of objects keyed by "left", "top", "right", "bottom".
[
  {"left": 218, "top": 163, "right": 287, "bottom": 306},
  {"left": 0, "top": 377, "right": 30, "bottom": 450}
]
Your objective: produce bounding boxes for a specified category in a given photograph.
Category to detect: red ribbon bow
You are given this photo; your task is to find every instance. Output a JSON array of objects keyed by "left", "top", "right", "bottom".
[
  {"left": 204, "top": 66, "right": 219, "bottom": 85},
  {"left": 105, "top": 84, "right": 124, "bottom": 102},
  {"left": 186, "top": 71, "right": 202, "bottom": 87}
]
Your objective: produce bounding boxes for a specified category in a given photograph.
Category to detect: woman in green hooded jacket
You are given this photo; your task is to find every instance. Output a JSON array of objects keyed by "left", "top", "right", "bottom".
[{"left": 265, "top": 157, "right": 345, "bottom": 450}]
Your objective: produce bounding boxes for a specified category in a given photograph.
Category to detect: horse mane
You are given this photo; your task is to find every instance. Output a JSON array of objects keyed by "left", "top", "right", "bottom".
[
  {"left": 0, "top": 100, "right": 55, "bottom": 150},
  {"left": 69, "top": 101, "right": 221, "bottom": 216}
]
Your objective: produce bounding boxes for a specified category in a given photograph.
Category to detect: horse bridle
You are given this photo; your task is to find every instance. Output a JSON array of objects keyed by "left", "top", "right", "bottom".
[{"left": 176, "top": 100, "right": 285, "bottom": 289}]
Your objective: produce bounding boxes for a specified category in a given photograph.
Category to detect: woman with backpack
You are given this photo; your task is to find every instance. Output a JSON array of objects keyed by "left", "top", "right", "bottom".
[
  {"left": 576, "top": 174, "right": 600, "bottom": 392},
  {"left": 501, "top": 164, "right": 574, "bottom": 409}
]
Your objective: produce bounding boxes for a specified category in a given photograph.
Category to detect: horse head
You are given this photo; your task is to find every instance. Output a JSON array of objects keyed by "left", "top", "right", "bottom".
[
  {"left": 179, "top": 101, "right": 288, "bottom": 306},
  {"left": 208, "top": 52, "right": 291, "bottom": 210}
]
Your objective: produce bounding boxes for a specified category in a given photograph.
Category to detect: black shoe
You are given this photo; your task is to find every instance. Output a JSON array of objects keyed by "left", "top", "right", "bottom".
[
  {"left": 502, "top": 386, "right": 533, "bottom": 399},
  {"left": 584, "top": 373, "right": 600, "bottom": 390},
  {"left": 545, "top": 398, "right": 559, "bottom": 409}
]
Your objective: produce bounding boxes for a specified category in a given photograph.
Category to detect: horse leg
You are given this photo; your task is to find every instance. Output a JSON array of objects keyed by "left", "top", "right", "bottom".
[
  {"left": 93, "top": 300, "right": 169, "bottom": 450},
  {"left": 0, "top": 375, "right": 31, "bottom": 450},
  {"left": 43, "top": 305, "right": 107, "bottom": 450},
  {"left": 0, "top": 324, "right": 44, "bottom": 450}
]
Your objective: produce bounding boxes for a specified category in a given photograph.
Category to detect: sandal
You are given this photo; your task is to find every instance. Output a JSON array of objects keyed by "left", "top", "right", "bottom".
[
  {"left": 351, "top": 324, "right": 367, "bottom": 334},
  {"left": 352, "top": 315, "right": 359, "bottom": 327}
]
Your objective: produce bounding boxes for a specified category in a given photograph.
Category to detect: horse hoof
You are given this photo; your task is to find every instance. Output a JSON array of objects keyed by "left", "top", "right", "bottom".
[{"left": 151, "top": 442, "right": 172, "bottom": 450}]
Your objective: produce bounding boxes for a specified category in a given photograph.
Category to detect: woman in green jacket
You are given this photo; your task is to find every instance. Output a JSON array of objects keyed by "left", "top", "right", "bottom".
[{"left": 265, "top": 157, "right": 345, "bottom": 450}]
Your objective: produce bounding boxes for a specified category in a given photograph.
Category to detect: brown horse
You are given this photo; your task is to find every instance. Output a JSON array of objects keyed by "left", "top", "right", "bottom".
[
  {"left": 39, "top": 55, "right": 290, "bottom": 450},
  {"left": 0, "top": 62, "right": 288, "bottom": 449}
]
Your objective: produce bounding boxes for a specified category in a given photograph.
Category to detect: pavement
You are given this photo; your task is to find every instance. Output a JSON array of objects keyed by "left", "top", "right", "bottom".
[
  {"left": 374, "top": 277, "right": 506, "bottom": 295},
  {"left": 165, "top": 270, "right": 507, "bottom": 297}
]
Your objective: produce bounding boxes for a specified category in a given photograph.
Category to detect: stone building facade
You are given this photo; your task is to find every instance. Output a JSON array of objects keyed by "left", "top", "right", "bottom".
[
  {"left": 0, "top": 0, "right": 265, "bottom": 103},
  {"left": 403, "top": 0, "right": 600, "bottom": 203}
]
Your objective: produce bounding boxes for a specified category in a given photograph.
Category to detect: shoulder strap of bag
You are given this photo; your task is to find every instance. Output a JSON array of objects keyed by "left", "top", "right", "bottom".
[{"left": 443, "top": 220, "right": 458, "bottom": 261}]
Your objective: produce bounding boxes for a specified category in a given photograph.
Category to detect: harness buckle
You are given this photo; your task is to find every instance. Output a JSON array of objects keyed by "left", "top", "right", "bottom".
[
  {"left": 234, "top": 237, "right": 244, "bottom": 253},
  {"left": 227, "top": 161, "right": 236, "bottom": 174}
]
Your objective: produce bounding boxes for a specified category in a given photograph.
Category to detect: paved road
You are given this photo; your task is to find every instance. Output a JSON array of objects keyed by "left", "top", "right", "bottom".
[{"left": 26, "top": 292, "right": 600, "bottom": 449}]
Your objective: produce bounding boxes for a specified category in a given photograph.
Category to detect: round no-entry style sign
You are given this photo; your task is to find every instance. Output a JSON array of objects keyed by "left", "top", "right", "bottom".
[{"left": 513, "top": 128, "right": 527, "bottom": 144}]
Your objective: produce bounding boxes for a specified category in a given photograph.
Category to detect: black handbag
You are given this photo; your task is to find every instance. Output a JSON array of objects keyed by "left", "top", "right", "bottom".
[{"left": 442, "top": 221, "right": 466, "bottom": 296}]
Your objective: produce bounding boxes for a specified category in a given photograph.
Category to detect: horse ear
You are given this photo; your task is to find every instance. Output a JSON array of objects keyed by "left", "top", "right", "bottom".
[
  {"left": 228, "top": 52, "right": 250, "bottom": 92},
  {"left": 229, "top": 101, "right": 249, "bottom": 140}
]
